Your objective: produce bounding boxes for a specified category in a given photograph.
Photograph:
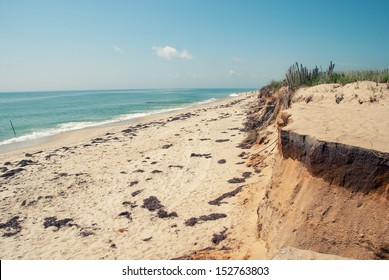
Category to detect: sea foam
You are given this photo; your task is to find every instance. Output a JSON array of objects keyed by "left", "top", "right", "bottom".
[{"left": 0, "top": 108, "right": 183, "bottom": 148}]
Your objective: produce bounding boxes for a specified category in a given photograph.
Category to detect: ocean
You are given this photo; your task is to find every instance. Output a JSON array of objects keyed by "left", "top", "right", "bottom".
[{"left": 0, "top": 88, "right": 254, "bottom": 151}]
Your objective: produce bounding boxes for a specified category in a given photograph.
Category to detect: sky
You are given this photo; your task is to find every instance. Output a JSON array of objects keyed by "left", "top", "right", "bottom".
[{"left": 0, "top": 0, "right": 389, "bottom": 91}]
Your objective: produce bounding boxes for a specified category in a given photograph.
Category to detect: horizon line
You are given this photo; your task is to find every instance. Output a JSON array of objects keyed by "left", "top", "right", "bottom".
[{"left": 0, "top": 86, "right": 260, "bottom": 94}]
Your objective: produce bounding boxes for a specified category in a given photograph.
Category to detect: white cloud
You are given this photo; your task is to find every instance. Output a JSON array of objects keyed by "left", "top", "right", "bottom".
[
  {"left": 227, "top": 69, "right": 237, "bottom": 77},
  {"left": 152, "top": 46, "right": 193, "bottom": 60},
  {"left": 180, "top": 49, "right": 193, "bottom": 60},
  {"left": 113, "top": 45, "right": 125, "bottom": 55}
]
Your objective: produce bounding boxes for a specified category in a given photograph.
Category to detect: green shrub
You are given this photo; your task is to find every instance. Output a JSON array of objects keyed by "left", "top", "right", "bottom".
[
  {"left": 268, "top": 80, "right": 283, "bottom": 90},
  {"left": 282, "top": 61, "right": 389, "bottom": 90}
]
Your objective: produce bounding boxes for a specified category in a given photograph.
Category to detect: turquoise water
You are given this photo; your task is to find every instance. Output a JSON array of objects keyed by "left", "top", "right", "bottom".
[{"left": 0, "top": 88, "right": 253, "bottom": 148}]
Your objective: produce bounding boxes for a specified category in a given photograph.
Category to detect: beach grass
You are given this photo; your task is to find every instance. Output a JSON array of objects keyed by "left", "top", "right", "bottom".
[{"left": 268, "top": 62, "right": 389, "bottom": 90}]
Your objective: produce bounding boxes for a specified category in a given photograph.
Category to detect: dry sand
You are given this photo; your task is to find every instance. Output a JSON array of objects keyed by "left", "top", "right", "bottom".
[
  {"left": 285, "top": 81, "right": 389, "bottom": 152},
  {"left": 0, "top": 93, "right": 270, "bottom": 260}
]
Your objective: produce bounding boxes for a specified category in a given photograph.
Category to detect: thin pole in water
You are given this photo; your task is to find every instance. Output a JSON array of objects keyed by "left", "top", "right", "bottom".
[{"left": 10, "top": 120, "right": 16, "bottom": 137}]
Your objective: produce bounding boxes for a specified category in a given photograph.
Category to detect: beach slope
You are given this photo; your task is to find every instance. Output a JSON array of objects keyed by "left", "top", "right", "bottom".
[{"left": 0, "top": 93, "right": 268, "bottom": 260}]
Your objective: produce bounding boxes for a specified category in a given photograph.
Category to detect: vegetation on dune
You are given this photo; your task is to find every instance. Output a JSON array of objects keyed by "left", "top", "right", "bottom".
[
  {"left": 267, "top": 80, "right": 284, "bottom": 90},
  {"left": 333, "top": 69, "right": 389, "bottom": 84},
  {"left": 268, "top": 61, "right": 389, "bottom": 90},
  {"left": 241, "top": 62, "right": 389, "bottom": 149}
]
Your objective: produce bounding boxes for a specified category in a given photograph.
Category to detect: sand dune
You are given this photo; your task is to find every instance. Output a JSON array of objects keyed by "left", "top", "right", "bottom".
[
  {"left": 286, "top": 81, "right": 389, "bottom": 152},
  {"left": 258, "top": 82, "right": 389, "bottom": 259}
]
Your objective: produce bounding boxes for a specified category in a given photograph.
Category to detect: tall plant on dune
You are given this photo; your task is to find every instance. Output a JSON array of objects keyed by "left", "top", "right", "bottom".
[
  {"left": 284, "top": 61, "right": 389, "bottom": 90},
  {"left": 285, "top": 61, "right": 335, "bottom": 90}
]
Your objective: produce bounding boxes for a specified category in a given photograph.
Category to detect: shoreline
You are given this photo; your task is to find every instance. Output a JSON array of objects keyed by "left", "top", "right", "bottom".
[
  {"left": 0, "top": 91, "right": 254, "bottom": 157},
  {"left": 0, "top": 90, "right": 270, "bottom": 260}
]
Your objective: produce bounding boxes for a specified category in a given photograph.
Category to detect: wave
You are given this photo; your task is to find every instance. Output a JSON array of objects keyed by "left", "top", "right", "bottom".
[
  {"left": 196, "top": 98, "right": 217, "bottom": 105},
  {"left": 229, "top": 93, "right": 240, "bottom": 97},
  {"left": 0, "top": 95, "right": 223, "bottom": 148}
]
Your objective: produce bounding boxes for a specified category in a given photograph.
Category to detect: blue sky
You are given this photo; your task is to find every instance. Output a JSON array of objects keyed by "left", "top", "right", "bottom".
[{"left": 1, "top": 0, "right": 388, "bottom": 91}]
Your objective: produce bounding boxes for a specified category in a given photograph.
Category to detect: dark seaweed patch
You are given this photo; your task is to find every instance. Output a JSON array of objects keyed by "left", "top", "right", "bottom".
[
  {"left": 118, "top": 211, "right": 132, "bottom": 221},
  {"left": 0, "top": 216, "right": 22, "bottom": 237},
  {"left": 212, "top": 228, "right": 228, "bottom": 245},
  {"left": 131, "top": 190, "right": 143, "bottom": 197},
  {"left": 215, "top": 139, "right": 230, "bottom": 143},
  {"left": 199, "top": 213, "right": 227, "bottom": 221},
  {"left": 17, "top": 159, "right": 36, "bottom": 167},
  {"left": 168, "top": 165, "right": 184, "bottom": 169},
  {"left": 227, "top": 177, "right": 245, "bottom": 184},
  {"left": 185, "top": 213, "right": 227, "bottom": 226},
  {"left": 1, "top": 168, "right": 25, "bottom": 179},
  {"left": 129, "top": 180, "right": 139, "bottom": 187},
  {"left": 157, "top": 209, "right": 178, "bottom": 219},
  {"left": 142, "top": 196, "right": 164, "bottom": 212},
  {"left": 190, "top": 153, "right": 212, "bottom": 159},
  {"left": 43, "top": 217, "right": 74, "bottom": 230},
  {"left": 209, "top": 186, "right": 244, "bottom": 206},
  {"left": 162, "top": 144, "right": 173, "bottom": 149},
  {"left": 91, "top": 137, "right": 108, "bottom": 144},
  {"left": 122, "top": 128, "right": 134, "bottom": 134},
  {"left": 133, "top": 169, "right": 145, "bottom": 173},
  {"left": 185, "top": 217, "right": 198, "bottom": 227},
  {"left": 242, "top": 172, "right": 252, "bottom": 178}
]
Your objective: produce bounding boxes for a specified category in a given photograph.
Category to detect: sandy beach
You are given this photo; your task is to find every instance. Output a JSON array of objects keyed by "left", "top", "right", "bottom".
[
  {"left": 2, "top": 4, "right": 389, "bottom": 279},
  {"left": 1, "top": 82, "right": 388, "bottom": 260},
  {"left": 0, "top": 92, "right": 272, "bottom": 260}
]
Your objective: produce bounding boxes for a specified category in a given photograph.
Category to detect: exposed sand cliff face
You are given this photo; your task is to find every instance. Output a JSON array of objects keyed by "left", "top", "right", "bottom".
[
  {"left": 257, "top": 82, "right": 389, "bottom": 259},
  {"left": 260, "top": 150, "right": 388, "bottom": 259},
  {"left": 280, "top": 131, "right": 389, "bottom": 193}
]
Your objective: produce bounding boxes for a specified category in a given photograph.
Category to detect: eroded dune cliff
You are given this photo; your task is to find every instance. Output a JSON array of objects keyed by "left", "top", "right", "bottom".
[{"left": 257, "top": 82, "right": 389, "bottom": 259}]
